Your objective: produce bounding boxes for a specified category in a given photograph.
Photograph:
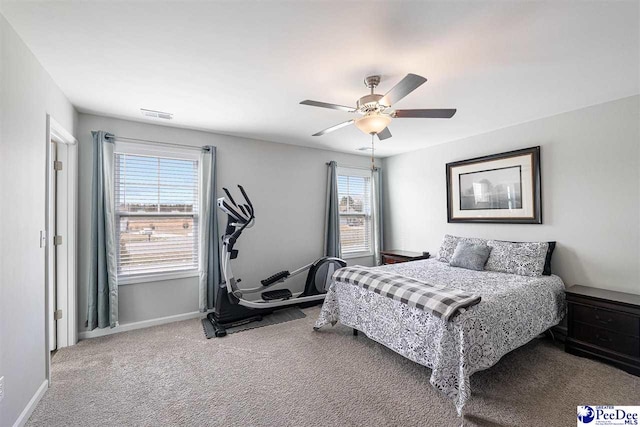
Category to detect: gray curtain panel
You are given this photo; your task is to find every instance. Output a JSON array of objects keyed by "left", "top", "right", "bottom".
[
  {"left": 198, "top": 146, "right": 220, "bottom": 311},
  {"left": 324, "top": 161, "right": 341, "bottom": 257},
  {"left": 372, "top": 167, "right": 384, "bottom": 265},
  {"left": 87, "top": 131, "right": 118, "bottom": 330}
]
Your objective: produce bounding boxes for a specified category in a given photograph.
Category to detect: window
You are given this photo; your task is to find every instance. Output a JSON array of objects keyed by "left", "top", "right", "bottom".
[
  {"left": 114, "top": 146, "right": 200, "bottom": 282},
  {"left": 337, "top": 167, "right": 373, "bottom": 257}
]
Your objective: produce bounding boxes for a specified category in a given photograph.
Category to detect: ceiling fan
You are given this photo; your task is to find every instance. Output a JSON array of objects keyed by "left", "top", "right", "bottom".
[{"left": 300, "top": 74, "right": 456, "bottom": 140}]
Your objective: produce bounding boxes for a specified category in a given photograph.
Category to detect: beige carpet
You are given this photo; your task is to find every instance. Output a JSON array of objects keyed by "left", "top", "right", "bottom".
[{"left": 28, "top": 307, "right": 639, "bottom": 427}]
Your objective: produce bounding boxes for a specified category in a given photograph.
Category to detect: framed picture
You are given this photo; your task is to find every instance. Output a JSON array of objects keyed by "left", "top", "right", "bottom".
[{"left": 446, "top": 146, "right": 542, "bottom": 224}]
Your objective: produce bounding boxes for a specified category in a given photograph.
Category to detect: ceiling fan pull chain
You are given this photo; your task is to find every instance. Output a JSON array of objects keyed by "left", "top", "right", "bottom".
[{"left": 371, "top": 134, "right": 375, "bottom": 170}]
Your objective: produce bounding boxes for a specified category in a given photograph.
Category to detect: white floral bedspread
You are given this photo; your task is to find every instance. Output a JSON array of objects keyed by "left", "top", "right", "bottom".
[{"left": 314, "top": 259, "right": 566, "bottom": 415}]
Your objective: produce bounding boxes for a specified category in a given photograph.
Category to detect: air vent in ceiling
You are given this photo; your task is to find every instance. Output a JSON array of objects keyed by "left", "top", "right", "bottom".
[
  {"left": 141, "top": 108, "right": 173, "bottom": 120},
  {"left": 357, "top": 146, "right": 373, "bottom": 151}
]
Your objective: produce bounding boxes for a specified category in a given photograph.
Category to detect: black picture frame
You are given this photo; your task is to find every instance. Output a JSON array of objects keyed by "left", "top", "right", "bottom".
[{"left": 446, "top": 146, "right": 542, "bottom": 224}]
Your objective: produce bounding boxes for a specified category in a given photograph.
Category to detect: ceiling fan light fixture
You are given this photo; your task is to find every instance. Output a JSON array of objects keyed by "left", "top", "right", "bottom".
[{"left": 354, "top": 113, "right": 391, "bottom": 135}]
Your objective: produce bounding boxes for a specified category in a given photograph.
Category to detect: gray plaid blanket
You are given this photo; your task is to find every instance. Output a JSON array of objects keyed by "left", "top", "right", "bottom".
[{"left": 332, "top": 266, "right": 481, "bottom": 321}]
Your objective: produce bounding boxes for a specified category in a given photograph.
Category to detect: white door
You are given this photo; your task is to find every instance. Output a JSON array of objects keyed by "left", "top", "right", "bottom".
[
  {"left": 48, "top": 140, "right": 74, "bottom": 351},
  {"left": 49, "top": 140, "right": 58, "bottom": 351},
  {"left": 55, "top": 142, "right": 71, "bottom": 349}
]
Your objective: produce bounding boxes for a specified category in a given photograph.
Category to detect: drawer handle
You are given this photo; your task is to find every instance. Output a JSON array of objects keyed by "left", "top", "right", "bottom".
[
  {"left": 595, "top": 333, "right": 612, "bottom": 343},
  {"left": 594, "top": 314, "right": 613, "bottom": 324}
]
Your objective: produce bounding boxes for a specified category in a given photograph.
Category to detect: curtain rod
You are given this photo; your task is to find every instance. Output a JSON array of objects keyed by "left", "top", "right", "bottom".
[
  {"left": 105, "top": 134, "right": 209, "bottom": 152},
  {"left": 326, "top": 162, "right": 379, "bottom": 171}
]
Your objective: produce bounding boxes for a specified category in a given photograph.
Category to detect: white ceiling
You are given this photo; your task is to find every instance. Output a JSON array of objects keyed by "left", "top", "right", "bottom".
[{"left": 2, "top": 1, "right": 638, "bottom": 157}]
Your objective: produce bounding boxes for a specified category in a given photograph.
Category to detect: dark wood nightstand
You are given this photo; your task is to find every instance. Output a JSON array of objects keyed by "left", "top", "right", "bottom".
[
  {"left": 380, "top": 250, "right": 430, "bottom": 265},
  {"left": 565, "top": 285, "right": 640, "bottom": 376}
]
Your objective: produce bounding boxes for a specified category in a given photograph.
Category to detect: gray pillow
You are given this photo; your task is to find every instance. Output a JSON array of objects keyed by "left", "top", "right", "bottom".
[{"left": 449, "top": 241, "right": 491, "bottom": 271}]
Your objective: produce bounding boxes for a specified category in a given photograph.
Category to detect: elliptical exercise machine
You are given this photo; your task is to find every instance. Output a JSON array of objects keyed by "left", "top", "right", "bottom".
[{"left": 206, "top": 185, "right": 346, "bottom": 337}]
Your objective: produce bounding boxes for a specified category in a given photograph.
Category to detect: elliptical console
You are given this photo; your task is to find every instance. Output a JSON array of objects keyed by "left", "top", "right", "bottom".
[{"left": 206, "top": 185, "right": 346, "bottom": 337}]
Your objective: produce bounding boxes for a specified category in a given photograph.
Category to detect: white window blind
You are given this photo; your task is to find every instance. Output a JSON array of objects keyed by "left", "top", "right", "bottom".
[
  {"left": 115, "top": 152, "right": 199, "bottom": 278},
  {"left": 337, "top": 167, "right": 373, "bottom": 256}
]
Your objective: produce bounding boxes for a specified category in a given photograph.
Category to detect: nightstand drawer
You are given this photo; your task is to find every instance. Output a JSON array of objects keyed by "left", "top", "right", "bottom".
[
  {"left": 572, "top": 322, "right": 640, "bottom": 357},
  {"left": 573, "top": 304, "right": 640, "bottom": 337}
]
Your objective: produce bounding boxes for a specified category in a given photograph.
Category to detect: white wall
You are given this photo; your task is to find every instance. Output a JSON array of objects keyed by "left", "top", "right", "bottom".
[
  {"left": 76, "top": 114, "right": 376, "bottom": 332},
  {"left": 383, "top": 95, "right": 640, "bottom": 295},
  {"left": 0, "top": 15, "right": 77, "bottom": 427}
]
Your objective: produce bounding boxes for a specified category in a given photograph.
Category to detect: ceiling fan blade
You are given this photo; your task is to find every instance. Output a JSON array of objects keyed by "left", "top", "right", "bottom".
[
  {"left": 300, "top": 100, "right": 356, "bottom": 113},
  {"left": 377, "top": 127, "right": 392, "bottom": 140},
  {"left": 379, "top": 74, "right": 427, "bottom": 107},
  {"left": 394, "top": 109, "right": 457, "bottom": 119},
  {"left": 312, "top": 120, "right": 355, "bottom": 136}
]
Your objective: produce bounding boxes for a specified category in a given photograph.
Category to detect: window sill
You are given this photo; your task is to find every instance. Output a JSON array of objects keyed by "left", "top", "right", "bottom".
[
  {"left": 342, "top": 251, "right": 374, "bottom": 260},
  {"left": 118, "top": 270, "right": 199, "bottom": 286}
]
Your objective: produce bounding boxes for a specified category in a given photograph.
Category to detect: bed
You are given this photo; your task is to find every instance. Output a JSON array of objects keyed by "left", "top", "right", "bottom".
[{"left": 314, "top": 257, "right": 566, "bottom": 415}]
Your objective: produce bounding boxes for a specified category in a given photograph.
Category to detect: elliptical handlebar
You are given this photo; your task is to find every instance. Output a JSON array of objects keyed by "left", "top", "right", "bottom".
[
  {"left": 218, "top": 185, "right": 256, "bottom": 245},
  {"left": 219, "top": 186, "right": 254, "bottom": 223},
  {"left": 221, "top": 200, "right": 246, "bottom": 224},
  {"left": 238, "top": 185, "right": 253, "bottom": 211},
  {"left": 223, "top": 187, "right": 238, "bottom": 208}
]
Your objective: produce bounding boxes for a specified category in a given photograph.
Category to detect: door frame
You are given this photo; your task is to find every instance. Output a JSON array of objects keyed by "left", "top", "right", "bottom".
[{"left": 45, "top": 115, "right": 78, "bottom": 382}]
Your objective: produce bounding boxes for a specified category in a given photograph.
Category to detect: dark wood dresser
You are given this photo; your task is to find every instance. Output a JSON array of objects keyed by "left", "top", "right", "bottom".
[
  {"left": 565, "top": 285, "right": 640, "bottom": 376},
  {"left": 380, "top": 250, "right": 430, "bottom": 265}
]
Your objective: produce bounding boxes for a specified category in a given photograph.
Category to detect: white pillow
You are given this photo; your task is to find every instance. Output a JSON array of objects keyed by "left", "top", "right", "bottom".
[{"left": 485, "top": 240, "right": 549, "bottom": 277}]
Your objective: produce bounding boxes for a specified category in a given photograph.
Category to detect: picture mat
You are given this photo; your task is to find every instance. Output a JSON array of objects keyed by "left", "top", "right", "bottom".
[{"left": 450, "top": 153, "right": 534, "bottom": 219}]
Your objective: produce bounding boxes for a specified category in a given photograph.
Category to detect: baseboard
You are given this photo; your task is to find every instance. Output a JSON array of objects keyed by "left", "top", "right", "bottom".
[
  {"left": 78, "top": 311, "right": 207, "bottom": 340},
  {"left": 12, "top": 379, "right": 48, "bottom": 427}
]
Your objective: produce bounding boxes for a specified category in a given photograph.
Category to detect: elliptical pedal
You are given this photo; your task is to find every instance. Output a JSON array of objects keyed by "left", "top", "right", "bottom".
[
  {"left": 261, "top": 289, "right": 293, "bottom": 301},
  {"left": 261, "top": 270, "right": 290, "bottom": 286}
]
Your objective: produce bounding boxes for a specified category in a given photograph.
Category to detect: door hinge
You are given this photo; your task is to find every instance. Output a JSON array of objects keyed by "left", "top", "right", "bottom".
[
  {"left": 54, "top": 309, "right": 63, "bottom": 320},
  {"left": 53, "top": 160, "right": 63, "bottom": 171},
  {"left": 54, "top": 235, "right": 63, "bottom": 245}
]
